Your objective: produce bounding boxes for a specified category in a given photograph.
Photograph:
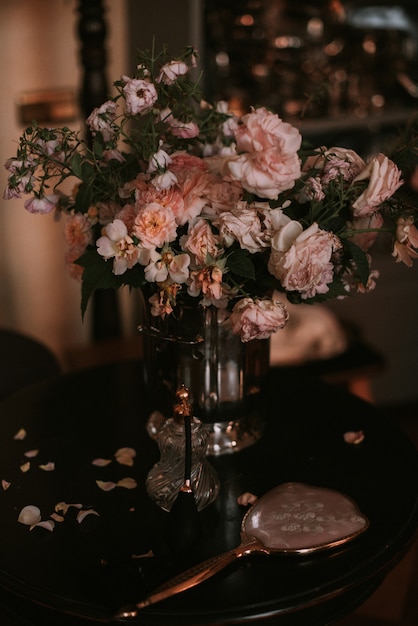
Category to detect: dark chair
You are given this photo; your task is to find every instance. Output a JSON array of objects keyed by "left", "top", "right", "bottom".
[{"left": 0, "top": 328, "right": 62, "bottom": 401}]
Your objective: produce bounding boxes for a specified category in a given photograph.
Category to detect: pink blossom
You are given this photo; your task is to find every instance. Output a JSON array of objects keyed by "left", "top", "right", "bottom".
[
  {"left": 352, "top": 153, "right": 403, "bottom": 217},
  {"left": 181, "top": 218, "right": 222, "bottom": 263},
  {"left": 148, "top": 146, "right": 172, "bottom": 173},
  {"left": 159, "top": 107, "right": 199, "bottom": 138},
  {"left": 64, "top": 212, "right": 92, "bottom": 250},
  {"left": 156, "top": 60, "right": 189, "bottom": 85},
  {"left": 204, "top": 178, "right": 243, "bottom": 213},
  {"left": 103, "top": 149, "right": 125, "bottom": 163},
  {"left": 268, "top": 222, "right": 342, "bottom": 299},
  {"left": 133, "top": 202, "right": 177, "bottom": 248},
  {"left": 297, "top": 176, "right": 325, "bottom": 203},
  {"left": 392, "top": 216, "right": 418, "bottom": 266},
  {"left": 96, "top": 219, "right": 140, "bottom": 274},
  {"left": 86, "top": 100, "right": 117, "bottom": 142},
  {"left": 24, "top": 194, "right": 60, "bottom": 214},
  {"left": 303, "top": 147, "right": 365, "bottom": 183},
  {"left": 122, "top": 76, "right": 158, "bottom": 115},
  {"left": 227, "top": 107, "right": 302, "bottom": 199},
  {"left": 175, "top": 170, "right": 213, "bottom": 225},
  {"left": 230, "top": 297, "right": 289, "bottom": 342},
  {"left": 114, "top": 203, "right": 137, "bottom": 232},
  {"left": 169, "top": 152, "right": 207, "bottom": 179},
  {"left": 151, "top": 170, "right": 178, "bottom": 191},
  {"left": 348, "top": 213, "right": 384, "bottom": 251},
  {"left": 188, "top": 264, "right": 226, "bottom": 304}
]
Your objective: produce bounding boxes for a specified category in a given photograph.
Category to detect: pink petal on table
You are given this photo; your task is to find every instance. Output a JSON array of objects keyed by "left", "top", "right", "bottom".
[
  {"left": 343, "top": 430, "right": 365, "bottom": 445},
  {"left": 96, "top": 480, "right": 116, "bottom": 491},
  {"left": 14, "top": 428, "right": 26, "bottom": 441},
  {"left": 92, "top": 458, "right": 112, "bottom": 467},
  {"left": 39, "top": 462, "right": 55, "bottom": 471},
  {"left": 18, "top": 505, "right": 41, "bottom": 525},
  {"left": 115, "top": 447, "right": 136, "bottom": 466},
  {"left": 24, "top": 449, "right": 39, "bottom": 458},
  {"left": 55, "top": 502, "right": 83, "bottom": 514},
  {"left": 116, "top": 477, "right": 137, "bottom": 489},
  {"left": 2, "top": 480, "right": 11, "bottom": 491},
  {"left": 237, "top": 492, "right": 258, "bottom": 506},
  {"left": 77, "top": 509, "right": 100, "bottom": 524},
  {"left": 20, "top": 461, "right": 30, "bottom": 473},
  {"left": 30, "top": 519, "right": 55, "bottom": 532}
]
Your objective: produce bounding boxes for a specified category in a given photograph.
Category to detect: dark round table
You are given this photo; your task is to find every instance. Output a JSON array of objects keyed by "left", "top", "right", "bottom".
[{"left": 0, "top": 359, "right": 417, "bottom": 626}]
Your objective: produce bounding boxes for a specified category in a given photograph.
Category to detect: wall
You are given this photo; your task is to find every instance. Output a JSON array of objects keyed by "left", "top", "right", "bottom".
[{"left": 0, "top": 0, "right": 128, "bottom": 362}]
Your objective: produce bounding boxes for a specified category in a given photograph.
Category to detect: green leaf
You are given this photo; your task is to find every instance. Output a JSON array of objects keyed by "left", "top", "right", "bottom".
[
  {"left": 343, "top": 239, "right": 370, "bottom": 285},
  {"left": 77, "top": 250, "right": 147, "bottom": 316},
  {"left": 74, "top": 182, "right": 93, "bottom": 213},
  {"left": 226, "top": 249, "right": 255, "bottom": 280},
  {"left": 69, "top": 153, "right": 83, "bottom": 179}
]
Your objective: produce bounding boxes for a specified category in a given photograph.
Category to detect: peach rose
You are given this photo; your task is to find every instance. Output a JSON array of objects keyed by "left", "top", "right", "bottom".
[
  {"left": 181, "top": 218, "right": 222, "bottom": 264},
  {"left": 133, "top": 202, "right": 177, "bottom": 248}
]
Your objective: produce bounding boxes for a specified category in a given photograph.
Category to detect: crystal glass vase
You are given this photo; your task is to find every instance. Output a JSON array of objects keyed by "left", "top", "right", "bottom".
[{"left": 139, "top": 293, "right": 270, "bottom": 455}]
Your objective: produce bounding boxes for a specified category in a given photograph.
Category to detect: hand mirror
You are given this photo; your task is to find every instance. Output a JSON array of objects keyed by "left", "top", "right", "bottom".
[{"left": 116, "top": 482, "right": 369, "bottom": 619}]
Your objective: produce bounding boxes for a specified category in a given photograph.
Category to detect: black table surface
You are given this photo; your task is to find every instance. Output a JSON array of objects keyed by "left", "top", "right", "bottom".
[{"left": 0, "top": 359, "right": 417, "bottom": 626}]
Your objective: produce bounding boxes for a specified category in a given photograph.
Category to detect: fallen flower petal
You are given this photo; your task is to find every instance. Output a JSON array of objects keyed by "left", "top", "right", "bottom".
[
  {"left": 77, "top": 509, "right": 100, "bottom": 524},
  {"left": 343, "top": 430, "right": 365, "bottom": 445},
  {"left": 18, "top": 505, "right": 41, "bottom": 525},
  {"left": 237, "top": 492, "right": 258, "bottom": 507},
  {"left": 92, "top": 458, "right": 112, "bottom": 467},
  {"left": 131, "top": 550, "right": 154, "bottom": 559},
  {"left": 39, "top": 462, "right": 55, "bottom": 471},
  {"left": 96, "top": 480, "right": 116, "bottom": 491},
  {"left": 20, "top": 461, "right": 30, "bottom": 473},
  {"left": 14, "top": 428, "right": 26, "bottom": 441},
  {"left": 30, "top": 519, "right": 55, "bottom": 532},
  {"left": 116, "top": 477, "right": 137, "bottom": 489},
  {"left": 2, "top": 480, "right": 11, "bottom": 491},
  {"left": 50, "top": 512, "right": 65, "bottom": 522},
  {"left": 55, "top": 502, "right": 83, "bottom": 514},
  {"left": 115, "top": 447, "right": 136, "bottom": 466},
  {"left": 24, "top": 449, "right": 39, "bottom": 458}
]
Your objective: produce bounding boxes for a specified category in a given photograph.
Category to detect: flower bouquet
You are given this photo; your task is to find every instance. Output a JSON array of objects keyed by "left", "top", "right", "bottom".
[{"left": 4, "top": 44, "right": 418, "bottom": 344}]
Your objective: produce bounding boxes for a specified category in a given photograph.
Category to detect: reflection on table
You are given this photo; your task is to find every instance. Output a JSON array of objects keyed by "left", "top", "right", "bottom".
[{"left": 0, "top": 359, "right": 416, "bottom": 626}]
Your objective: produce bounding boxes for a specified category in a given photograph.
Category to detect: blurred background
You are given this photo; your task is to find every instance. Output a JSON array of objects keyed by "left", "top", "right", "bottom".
[{"left": 1, "top": 0, "right": 418, "bottom": 409}]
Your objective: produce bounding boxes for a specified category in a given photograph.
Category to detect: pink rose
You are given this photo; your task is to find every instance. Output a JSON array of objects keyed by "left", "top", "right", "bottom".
[
  {"left": 352, "top": 153, "right": 403, "bottom": 217},
  {"left": 268, "top": 222, "right": 341, "bottom": 299},
  {"left": 227, "top": 107, "right": 302, "bottom": 199},
  {"left": 230, "top": 297, "right": 289, "bottom": 342}
]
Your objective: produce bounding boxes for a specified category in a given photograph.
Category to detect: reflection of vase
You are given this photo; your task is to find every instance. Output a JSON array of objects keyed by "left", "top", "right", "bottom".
[{"left": 139, "top": 293, "right": 270, "bottom": 455}]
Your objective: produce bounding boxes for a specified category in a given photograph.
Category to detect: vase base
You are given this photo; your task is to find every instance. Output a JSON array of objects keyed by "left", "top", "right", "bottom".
[
  {"left": 205, "top": 414, "right": 264, "bottom": 456},
  {"left": 146, "top": 410, "right": 263, "bottom": 456}
]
